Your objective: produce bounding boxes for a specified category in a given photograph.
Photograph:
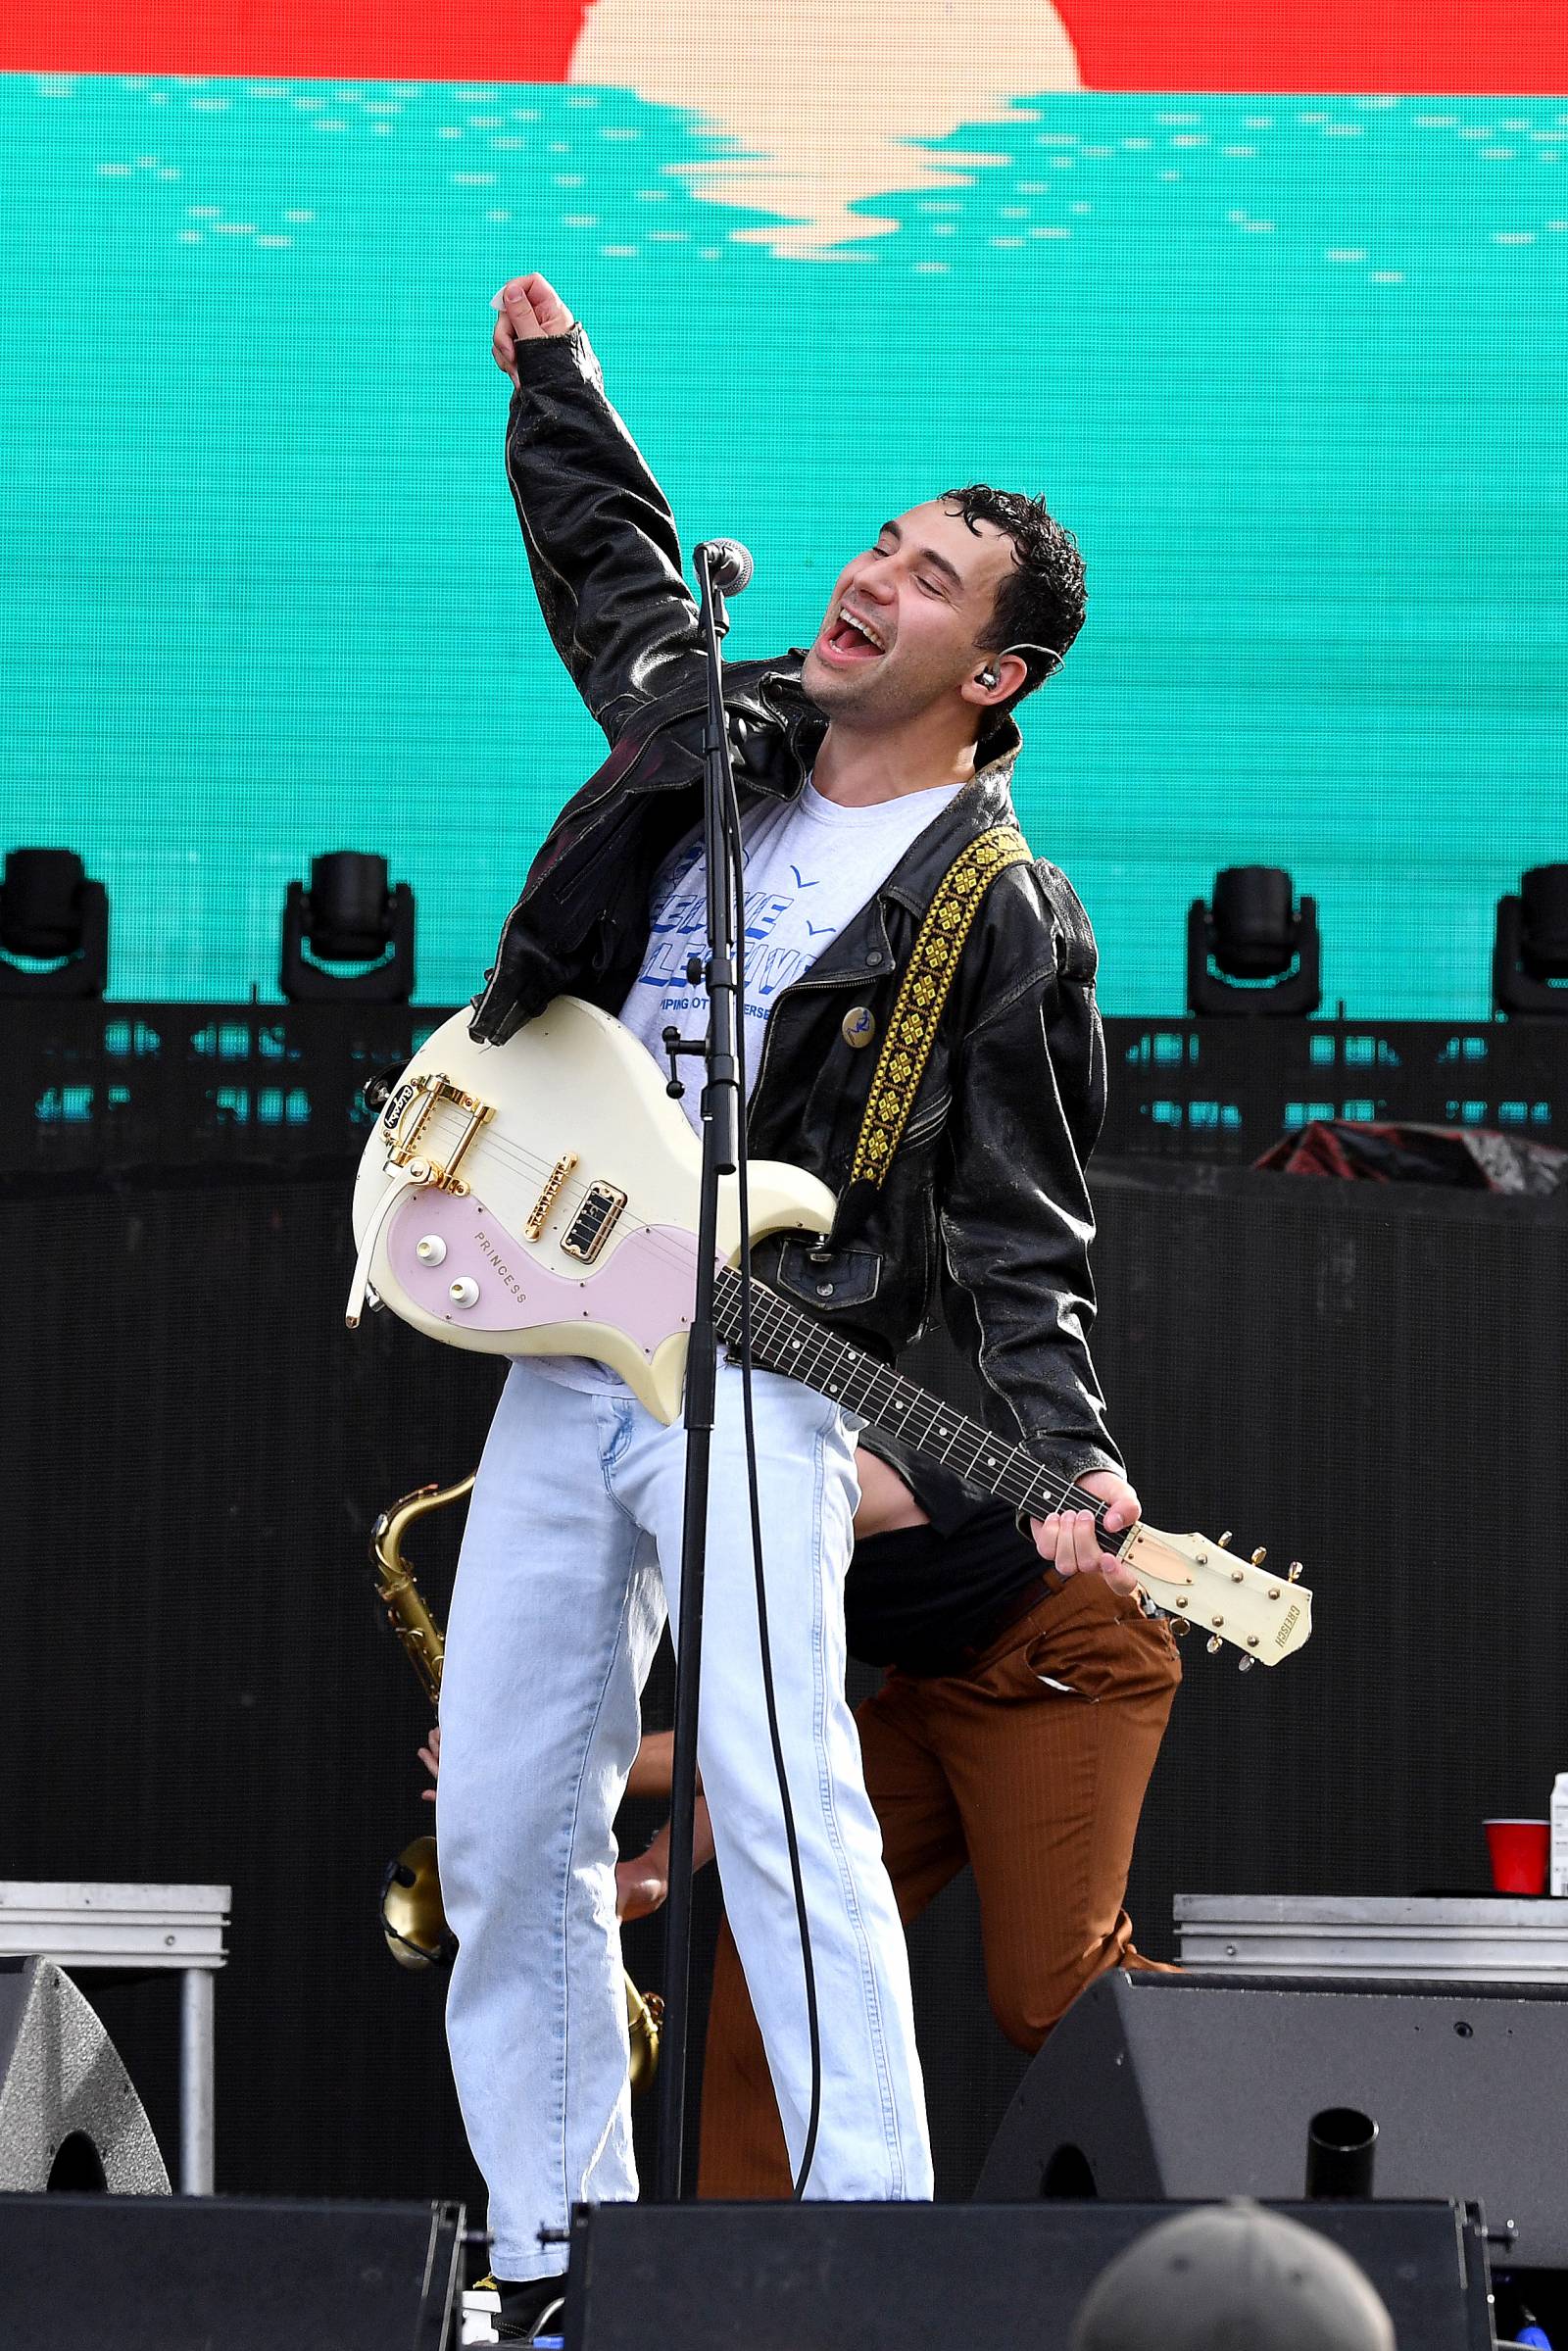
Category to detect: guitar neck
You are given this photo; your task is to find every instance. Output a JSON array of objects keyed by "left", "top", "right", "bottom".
[{"left": 713, "top": 1266, "right": 1114, "bottom": 1543}]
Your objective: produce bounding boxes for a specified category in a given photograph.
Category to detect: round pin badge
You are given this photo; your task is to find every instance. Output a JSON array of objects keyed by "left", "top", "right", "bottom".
[{"left": 842, "top": 1006, "right": 876, "bottom": 1048}]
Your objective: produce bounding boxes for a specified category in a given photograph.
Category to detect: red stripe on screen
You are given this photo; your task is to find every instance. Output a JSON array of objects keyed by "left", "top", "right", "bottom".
[
  {"left": 3, "top": 0, "right": 1565, "bottom": 95},
  {"left": 0, "top": 1, "right": 582, "bottom": 84},
  {"left": 1066, "top": 0, "right": 1568, "bottom": 94}
]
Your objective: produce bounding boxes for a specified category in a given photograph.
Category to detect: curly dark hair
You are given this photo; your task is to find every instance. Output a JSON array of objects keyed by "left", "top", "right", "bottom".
[{"left": 940, "top": 484, "right": 1087, "bottom": 714}]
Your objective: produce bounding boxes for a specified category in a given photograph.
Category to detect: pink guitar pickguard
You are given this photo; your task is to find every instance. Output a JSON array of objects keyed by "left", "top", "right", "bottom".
[{"left": 384, "top": 1188, "right": 698, "bottom": 1358}]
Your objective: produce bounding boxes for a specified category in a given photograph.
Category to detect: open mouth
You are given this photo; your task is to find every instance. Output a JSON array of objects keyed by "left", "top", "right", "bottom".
[{"left": 819, "top": 605, "right": 888, "bottom": 664}]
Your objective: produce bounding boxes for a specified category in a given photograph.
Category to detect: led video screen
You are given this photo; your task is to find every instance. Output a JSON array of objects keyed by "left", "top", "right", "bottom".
[{"left": 3, "top": 4, "right": 1564, "bottom": 1011}]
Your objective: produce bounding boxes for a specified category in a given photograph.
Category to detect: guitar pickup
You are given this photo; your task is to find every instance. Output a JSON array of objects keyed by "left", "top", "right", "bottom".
[{"left": 561, "top": 1181, "right": 627, "bottom": 1264}]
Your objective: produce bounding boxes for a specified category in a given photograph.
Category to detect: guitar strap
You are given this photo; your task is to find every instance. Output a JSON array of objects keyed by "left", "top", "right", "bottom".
[{"left": 835, "top": 823, "right": 1033, "bottom": 1234}]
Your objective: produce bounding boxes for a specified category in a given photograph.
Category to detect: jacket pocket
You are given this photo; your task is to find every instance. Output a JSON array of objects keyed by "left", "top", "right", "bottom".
[{"left": 771, "top": 1238, "right": 883, "bottom": 1312}]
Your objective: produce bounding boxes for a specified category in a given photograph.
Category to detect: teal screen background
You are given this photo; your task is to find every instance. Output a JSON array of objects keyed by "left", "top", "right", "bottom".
[{"left": 4, "top": 73, "right": 1564, "bottom": 1013}]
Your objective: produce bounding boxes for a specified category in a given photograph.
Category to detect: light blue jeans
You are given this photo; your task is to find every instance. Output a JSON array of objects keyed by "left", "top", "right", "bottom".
[{"left": 437, "top": 1356, "right": 932, "bottom": 2277}]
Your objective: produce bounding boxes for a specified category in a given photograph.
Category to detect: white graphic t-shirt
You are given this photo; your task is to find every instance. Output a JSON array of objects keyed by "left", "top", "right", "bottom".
[
  {"left": 619, "top": 777, "right": 963, "bottom": 1131},
  {"left": 532, "top": 775, "right": 962, "bottom": 1390}
]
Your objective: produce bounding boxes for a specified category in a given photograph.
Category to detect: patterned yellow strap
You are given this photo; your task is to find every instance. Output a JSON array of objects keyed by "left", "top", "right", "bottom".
[{"left": 849, "top": 824, "right": 1033, "bottom": 1190}]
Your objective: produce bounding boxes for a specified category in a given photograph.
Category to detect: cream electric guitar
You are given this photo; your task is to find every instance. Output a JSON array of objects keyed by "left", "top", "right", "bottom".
[{"left": 349, "top": 998, "right": 1313, "bottom": 1669}]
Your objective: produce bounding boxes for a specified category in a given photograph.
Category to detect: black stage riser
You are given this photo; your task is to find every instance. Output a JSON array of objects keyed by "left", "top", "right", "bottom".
[
  {"left": 0, "top": 2193, "right": 463, "bottom": 2351},
  {"left": 975, "top": 1970, "right": 1568, "bottom": 2268},
  {"left": 564, "top": 2200, "right": 1492, "bottom": 2351}
]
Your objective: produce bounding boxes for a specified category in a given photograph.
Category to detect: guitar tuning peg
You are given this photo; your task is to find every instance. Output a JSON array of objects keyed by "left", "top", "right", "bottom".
[
  {"left": 1236, "top": 1655, "right": 1255, "bottom": 1673},
  {"left": 1168, "top": 1616, "right": 1191, "bottom": 1640},
  {"left": 1206, "top": 1635, "right": 1223, "bottom": 1654},
  {"left": 1288, "top": 1561, "right": 1303, "bottom": 1583},
  {"left": 1218, "top": 1532, "right": 1232, "bottom": 1548},
  {"left": 1250, "top": 1546, "right": 1267, "bottom": 1566}
]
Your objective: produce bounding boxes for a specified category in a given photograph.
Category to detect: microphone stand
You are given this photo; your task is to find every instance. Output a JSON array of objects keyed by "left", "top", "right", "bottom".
[{"left": 653, "top": 543, "right": 745, "bottom": 2201}]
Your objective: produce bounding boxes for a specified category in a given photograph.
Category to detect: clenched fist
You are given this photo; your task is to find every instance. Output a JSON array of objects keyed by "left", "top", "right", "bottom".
[{"left": 490, "top": 272, "right": 576, "bottom": 383}]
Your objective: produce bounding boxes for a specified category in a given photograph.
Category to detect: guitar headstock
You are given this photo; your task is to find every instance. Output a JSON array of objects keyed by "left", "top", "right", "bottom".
[{"left": 1119, "top": 1523, "right": 1313, "bottom": 1668}]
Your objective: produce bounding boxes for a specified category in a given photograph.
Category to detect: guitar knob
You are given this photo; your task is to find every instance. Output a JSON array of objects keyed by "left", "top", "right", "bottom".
[
  {"left": 416, "top": 1235, "right": 448, "bottom": 1266},
  {"left": 448, "top": 1277, "right": 480, "bottom": 1308}
]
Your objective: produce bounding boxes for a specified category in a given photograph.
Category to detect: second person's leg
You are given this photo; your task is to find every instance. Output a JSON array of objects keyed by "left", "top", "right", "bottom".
[
  {"left": 698, "top": 1671, "right": 966, "bottom": 2196},
  {"left": 935, "top": 1577, "right": 1181, "bottom": 2050}
]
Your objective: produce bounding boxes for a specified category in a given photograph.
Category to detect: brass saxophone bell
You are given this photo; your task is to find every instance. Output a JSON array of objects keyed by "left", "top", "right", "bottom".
[
  {"left": 381, "top": 1834, "right": 457, "bottom": 1972},
  {"left": 378, "top": 1834, "right": 662, "bottom": 2091}
]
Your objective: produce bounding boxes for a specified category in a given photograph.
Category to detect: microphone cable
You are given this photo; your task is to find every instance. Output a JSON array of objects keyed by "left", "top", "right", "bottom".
[{"left": 717, "top": 775, "right": 823, "bottom": 2199}]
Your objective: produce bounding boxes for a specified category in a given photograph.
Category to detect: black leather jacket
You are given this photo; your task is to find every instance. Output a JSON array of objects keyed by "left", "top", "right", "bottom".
[{"left": 469, "top": 326, "right": 1121, "bottom": 1485}]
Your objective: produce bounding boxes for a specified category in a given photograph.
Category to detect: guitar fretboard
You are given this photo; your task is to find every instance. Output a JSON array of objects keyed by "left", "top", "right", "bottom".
[{"left": 712, "top": 1266, "right": 1118, "bottom": 1549}]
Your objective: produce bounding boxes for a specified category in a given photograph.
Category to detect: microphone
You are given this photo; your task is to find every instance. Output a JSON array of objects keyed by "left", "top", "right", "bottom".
[{"left": 694, "top": 538, "right": 754, "bottom": 595}]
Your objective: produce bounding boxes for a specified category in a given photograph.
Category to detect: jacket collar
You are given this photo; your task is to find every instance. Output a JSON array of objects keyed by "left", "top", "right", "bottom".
[
  {"left": 624, "top": 651, "right": 1025, "bottom": 804},
  {"left": 613, "top": 653, "right": 1027, "bottom": 991}
]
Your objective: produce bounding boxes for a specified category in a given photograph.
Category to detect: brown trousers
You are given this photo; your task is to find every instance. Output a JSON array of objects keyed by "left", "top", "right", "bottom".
[{"left": 697, "top": 1572, "right": 1182, "bottom": 2196}]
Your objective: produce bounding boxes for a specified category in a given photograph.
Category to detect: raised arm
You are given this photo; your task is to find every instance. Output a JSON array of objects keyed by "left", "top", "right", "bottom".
[{"left": 492, "top": 273, "right": 705, "bottom": 743}]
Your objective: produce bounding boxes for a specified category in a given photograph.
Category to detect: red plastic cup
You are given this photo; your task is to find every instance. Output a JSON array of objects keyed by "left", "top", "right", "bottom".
[{"left": 1484, "top": 1819, "right": 1549, "bottom": 1894}]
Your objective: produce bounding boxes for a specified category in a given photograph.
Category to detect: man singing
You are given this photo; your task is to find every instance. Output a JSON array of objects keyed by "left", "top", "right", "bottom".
[{"left": 438, "top": 269, "right": 1138, "bottom": 2340}]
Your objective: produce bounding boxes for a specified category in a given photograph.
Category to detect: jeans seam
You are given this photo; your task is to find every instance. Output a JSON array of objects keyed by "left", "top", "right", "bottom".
[
  {"left": 807, "top": 1418, "right": 908, "bottom": 2193},
  {"left": 556, "top": 1410, "right": 642, "bottom": 2233},
  {"left": 558, "top": 1558, "right": 639, "bottom": 2226}
]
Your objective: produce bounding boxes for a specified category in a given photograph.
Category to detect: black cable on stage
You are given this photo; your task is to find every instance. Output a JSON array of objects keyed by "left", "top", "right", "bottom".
[{"left": 720, "top": 783, "right": 823, "bottom": 2199}]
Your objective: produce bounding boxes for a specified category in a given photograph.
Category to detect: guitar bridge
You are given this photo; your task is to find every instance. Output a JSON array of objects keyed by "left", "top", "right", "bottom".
[
  {"left": 524, "top": 1151, "right": 578, "bottom": 1242},
  {"left": 561, "top": 1181, "right": 626, "bottom": 1264},
  {"left": 385, "top": 1073, "right": 495, "bottom": 1195}
]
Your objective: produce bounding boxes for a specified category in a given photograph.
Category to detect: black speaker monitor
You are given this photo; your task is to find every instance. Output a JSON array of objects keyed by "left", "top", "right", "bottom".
[
  {"left": 564, "top": 2199, "right": 1491, "bottom": 2351},
  {"left": 0, "top": 2193, "right": 463, "bottom": 2350},
  {"left": 976, "top": 1969, "right": 1568, "bottom": 2266}
]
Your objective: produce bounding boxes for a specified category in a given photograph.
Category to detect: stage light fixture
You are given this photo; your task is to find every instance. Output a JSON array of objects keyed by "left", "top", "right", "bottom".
[
  {"left": 280, "top": 852, "right": 415, "bottom": 1004},
  {"left": 1493, "top": 864, "right": 1568, "bottom": 1016},
  {"left": 0, "top": 848, "right": 109, "bottom": 998},
  {"left": 1187, "top": 865, "right": 1321, "bottom": 1016}
]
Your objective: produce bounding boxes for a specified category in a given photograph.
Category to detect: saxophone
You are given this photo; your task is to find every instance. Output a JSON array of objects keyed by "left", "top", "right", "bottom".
[{"left": 372, "top": 1473, "right": 663, "bottom": 2093}]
